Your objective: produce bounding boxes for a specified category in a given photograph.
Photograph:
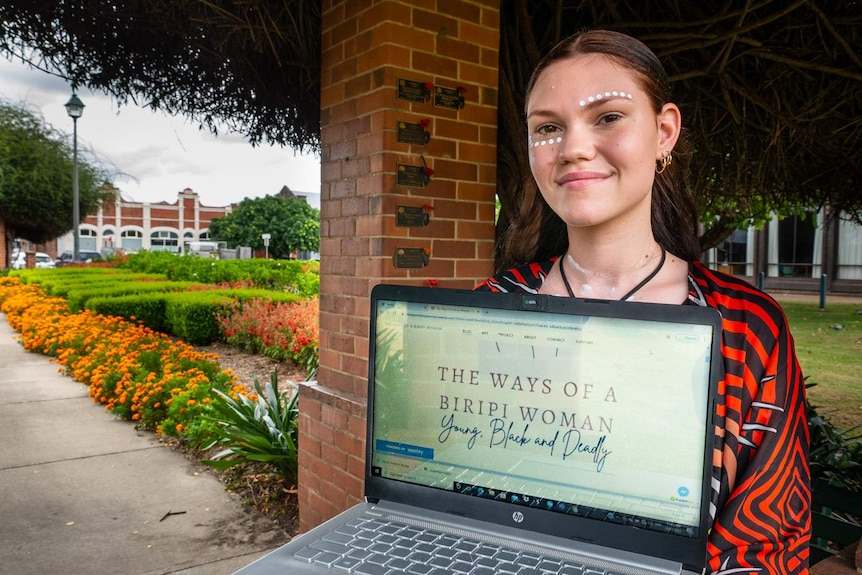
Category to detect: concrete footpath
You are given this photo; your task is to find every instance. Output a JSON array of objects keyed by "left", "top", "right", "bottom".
[{"left": 0, "top": 314, "right": 291, "bottom": 575}]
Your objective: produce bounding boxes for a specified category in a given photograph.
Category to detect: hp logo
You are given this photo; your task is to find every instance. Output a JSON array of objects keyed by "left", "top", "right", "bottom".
[{"left": 512, "top": 511, "right": 525, "bottom": 524}]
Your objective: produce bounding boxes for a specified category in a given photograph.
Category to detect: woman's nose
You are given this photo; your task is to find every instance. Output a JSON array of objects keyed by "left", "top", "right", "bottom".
[{"left": 556, "top": 127, "right": 594, "bottom": 164}]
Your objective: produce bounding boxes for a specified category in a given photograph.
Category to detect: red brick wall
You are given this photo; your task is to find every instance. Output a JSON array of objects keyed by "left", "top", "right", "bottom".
[
  {"left": 83, "top": 205, "right": 144, "bottom": 227},
  {"left": 199, "top": 210, "right": 226, "bottom": 223},
  {"left": 298, "top": 0, "right": 500, "bottom": 532},
  {"left": 150, "top": 207, "right": 179, "bottom": 228}
]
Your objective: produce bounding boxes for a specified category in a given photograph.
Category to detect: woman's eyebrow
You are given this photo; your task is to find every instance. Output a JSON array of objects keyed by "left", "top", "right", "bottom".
[
  {"left": 526, "top": 107, "right": 557, "bottom": 119},
  {"left": 578, "top": 91, "right": 633, "bottom": 108},
  {"left": 527, "top": 92, "right": 634, "bottom": 119}
]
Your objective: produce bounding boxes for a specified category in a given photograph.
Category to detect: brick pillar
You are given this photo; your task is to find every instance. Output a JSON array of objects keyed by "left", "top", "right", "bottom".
[{"left": 298, "top": 0, "right": 500, "bottom": 532}]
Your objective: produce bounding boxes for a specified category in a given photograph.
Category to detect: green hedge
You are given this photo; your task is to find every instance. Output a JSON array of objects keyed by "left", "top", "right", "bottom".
[
  {"left": 64, "top": 281, "right": 202, "bottom": 312},
  {"left": 14, "top": 269, "right": 168, "bottom": 299},
  {"left": 86, "top": 293, "right": 171, "bottom": 333},
  {"left": 165, "top": 292, "right": 235, "bottom": 345},
  {"left": 121, "top": 251, "right": 319, "bottom": 297},
  {"left": 86, "top": 288, "right": 303, "bottom": 345}
]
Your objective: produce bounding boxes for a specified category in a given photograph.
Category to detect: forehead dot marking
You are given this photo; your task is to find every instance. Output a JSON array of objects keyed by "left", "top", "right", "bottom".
[{"left": 579, "top": 90, "right": 632, "bottom": 107}]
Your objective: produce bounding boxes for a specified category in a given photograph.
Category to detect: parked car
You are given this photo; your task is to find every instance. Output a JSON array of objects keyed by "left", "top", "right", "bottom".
[
  {"left": 55, "top": 250, "right": 104, "bottom": 266},
  {"left": 11, "top": 251, "right": 57, "bottom": 270}
]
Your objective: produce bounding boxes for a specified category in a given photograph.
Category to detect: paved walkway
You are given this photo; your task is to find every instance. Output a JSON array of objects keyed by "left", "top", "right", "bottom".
[{"left": 0, "top": 314, "right": 290, "bottom": 575}]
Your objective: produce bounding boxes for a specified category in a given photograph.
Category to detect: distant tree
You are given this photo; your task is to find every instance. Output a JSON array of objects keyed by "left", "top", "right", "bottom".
[
  {"left": 0, "top": 99, "right": 112, "bottom": 259},
  {"left": 208, "top": 195, "right": 320, "bottom": 259}
]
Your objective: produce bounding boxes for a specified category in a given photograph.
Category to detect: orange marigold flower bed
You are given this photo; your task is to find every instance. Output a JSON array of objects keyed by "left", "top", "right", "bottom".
[{"left": 0, "top": 276, "right": 244, "bottom": 445}]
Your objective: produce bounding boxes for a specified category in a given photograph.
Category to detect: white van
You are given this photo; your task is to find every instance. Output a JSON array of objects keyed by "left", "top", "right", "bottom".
[{"left": 185, "top": 241, "right": 225, "bottom": 257}]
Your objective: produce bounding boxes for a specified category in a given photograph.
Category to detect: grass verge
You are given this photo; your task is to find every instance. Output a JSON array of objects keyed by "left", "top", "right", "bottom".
[{"left": 779, "top": 299, "right": 861, "bottom": 430}]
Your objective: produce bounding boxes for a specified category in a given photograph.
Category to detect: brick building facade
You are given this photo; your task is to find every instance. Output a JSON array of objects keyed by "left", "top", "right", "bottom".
[
  {"left": 55, "top": 188, "right": 232, "bottom": 255},
  {"left": 3, "top": 185, "right": 317, "bottom": 266}
]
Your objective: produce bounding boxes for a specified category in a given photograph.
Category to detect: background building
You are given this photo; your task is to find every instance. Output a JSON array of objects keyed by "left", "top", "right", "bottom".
[
  {"left": 55, "top": 186, "right": 319, "bottom": 256},
  {"left": 703, "top": 209, "right": 862, "bottom": 294}
]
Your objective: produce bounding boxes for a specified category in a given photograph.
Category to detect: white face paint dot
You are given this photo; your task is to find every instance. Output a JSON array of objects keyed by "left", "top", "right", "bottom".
[
  {"left": 528, "top": 134, "right": 565, "bottom": 149},
  {"left": 578, "top": 91, "right": 635, "bottom": 106}
]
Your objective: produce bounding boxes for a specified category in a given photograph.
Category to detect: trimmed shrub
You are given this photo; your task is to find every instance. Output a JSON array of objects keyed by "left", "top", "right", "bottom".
[
  {"left": 86, "top": 293, "right": 170, "bottom": 333},
  {"left": 121, "top": 251, "right": 319, "bottom": 296},
  {"left": 165, "top": 292, "right": 235, "bottom": 345},
  {"left": 66, "top": 281, "right": 200, "bottom": 312},
  {"left": 86, "top": 288, "right": 302, "bottom": 344}
]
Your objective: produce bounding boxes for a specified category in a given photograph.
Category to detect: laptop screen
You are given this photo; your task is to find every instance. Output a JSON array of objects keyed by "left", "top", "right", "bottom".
[{"left": 369, "top": 291, "right": 717, "bottom": 541}]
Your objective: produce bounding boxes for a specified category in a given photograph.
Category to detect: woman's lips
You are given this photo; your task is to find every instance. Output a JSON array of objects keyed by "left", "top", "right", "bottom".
[{"left": 557, "top": 171, "right": 608, "bottom": 189}]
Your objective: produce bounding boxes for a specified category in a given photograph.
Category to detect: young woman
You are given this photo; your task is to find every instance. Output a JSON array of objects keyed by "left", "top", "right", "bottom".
[{"left": 477, "top": 30, "right": 811, "bottom": 574}]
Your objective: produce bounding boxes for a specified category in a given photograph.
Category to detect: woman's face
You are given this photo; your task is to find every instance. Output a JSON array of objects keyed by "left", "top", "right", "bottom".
[{"left": 526, "top": 54, "right": 679, "bottom": 234}]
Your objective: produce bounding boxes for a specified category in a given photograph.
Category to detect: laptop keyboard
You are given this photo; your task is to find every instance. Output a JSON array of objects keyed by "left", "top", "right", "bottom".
[{"left": 293, "top": 513, "right": 628, "bottom": 575}]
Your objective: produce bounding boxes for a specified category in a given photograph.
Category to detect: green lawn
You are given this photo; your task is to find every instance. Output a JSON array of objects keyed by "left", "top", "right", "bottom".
[{"left": 777, "top": 299, "right": 862, "bottom": 430}]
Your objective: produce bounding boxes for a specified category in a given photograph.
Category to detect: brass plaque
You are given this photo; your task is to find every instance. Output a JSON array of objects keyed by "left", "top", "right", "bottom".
[
  {"left": 396, "top": 205, "right": 429, "bottom": 227},
  {"left": 396, "top": 163, "right": 428, "bottom": 187},
  {"left": 397, "top": 121, "right": 430, "bottom": 145},
  {"left": 397, "top": 78, "right": 431, "bottom": 103},
  {"left": 393, "top": 247, "right": 429, "bottom": 269},
  {"left": 434, "top": 85, "right": 465, "bottom": 110}
]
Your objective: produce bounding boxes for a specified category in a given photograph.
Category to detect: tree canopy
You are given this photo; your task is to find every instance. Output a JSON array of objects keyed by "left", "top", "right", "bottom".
[
  {"left": 208, "top": 194, "right": 320, "bottom": 258},
  {"left": 0, "top": 99, "right": 112, "bottom": 252},
  {"left": 0, "top": 0, "right": 321, "bottom": 151},
  {"left": 2, "top": 1, "right": 859, "bottom": 256}
]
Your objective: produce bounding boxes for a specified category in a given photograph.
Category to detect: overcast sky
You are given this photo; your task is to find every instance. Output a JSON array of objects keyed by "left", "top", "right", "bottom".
[{"left": 0, "top": 56, "right": 321, "bottom": 209}]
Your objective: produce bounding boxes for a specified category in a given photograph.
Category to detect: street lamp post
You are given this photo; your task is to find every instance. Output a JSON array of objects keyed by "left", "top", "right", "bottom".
[{"left": 64, "top": 92, "right": 85, "bottom": 263}]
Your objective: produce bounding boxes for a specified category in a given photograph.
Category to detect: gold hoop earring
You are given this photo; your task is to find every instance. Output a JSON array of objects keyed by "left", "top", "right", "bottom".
[{"left": 656, "top": 152, "right": 672, "bottom": 174}]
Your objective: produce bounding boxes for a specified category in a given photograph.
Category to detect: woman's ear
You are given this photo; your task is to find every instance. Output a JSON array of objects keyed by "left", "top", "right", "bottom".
[{"left": 656, "top": 103, "right": 682, "bottom": 159}]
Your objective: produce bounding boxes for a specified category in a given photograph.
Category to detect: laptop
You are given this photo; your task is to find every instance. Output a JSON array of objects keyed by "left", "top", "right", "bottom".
[{"left": 234, "top": 284, "right": 723, "bottom": 575}]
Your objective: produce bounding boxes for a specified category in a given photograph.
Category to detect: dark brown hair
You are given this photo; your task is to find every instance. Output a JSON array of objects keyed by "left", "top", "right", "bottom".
[{"left": 497, "top": 29, "right": 700, "bottom": 272}]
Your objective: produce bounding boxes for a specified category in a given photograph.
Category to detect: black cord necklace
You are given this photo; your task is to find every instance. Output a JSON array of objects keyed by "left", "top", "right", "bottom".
[{"left": 559, "top": 246, "right": 667, "bottom": 301}]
